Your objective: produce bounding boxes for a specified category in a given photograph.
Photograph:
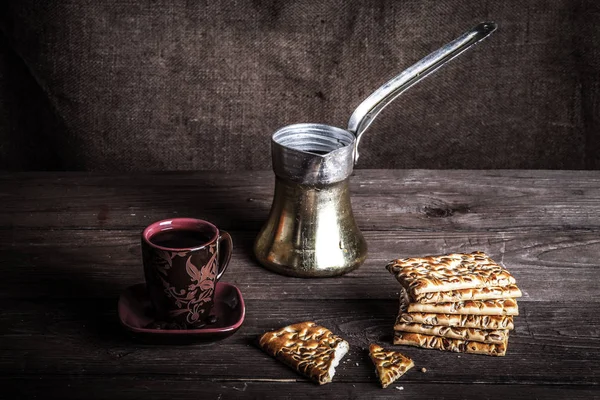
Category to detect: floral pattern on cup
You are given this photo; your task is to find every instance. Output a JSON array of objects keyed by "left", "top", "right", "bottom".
[{"left": 147, "top": 244, "right": 218, "bottom": 326}]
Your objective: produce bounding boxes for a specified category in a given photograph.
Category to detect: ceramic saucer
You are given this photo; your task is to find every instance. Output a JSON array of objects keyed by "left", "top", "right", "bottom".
[{"left": 118, "top": 282, "right": 245, "bottom": 343}]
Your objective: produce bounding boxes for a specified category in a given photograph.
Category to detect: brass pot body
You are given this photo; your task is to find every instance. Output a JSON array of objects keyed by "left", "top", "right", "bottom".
[
  {"left": 254, "top": 123, "right": 367, "bottom": 278},
  {"left": 254, "top": 177, "right": 367, "bottom": 277}
]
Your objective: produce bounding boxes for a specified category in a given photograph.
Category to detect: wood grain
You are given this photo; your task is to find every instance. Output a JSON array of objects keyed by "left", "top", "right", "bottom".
[
  {"left": 0, "top": 299, "right": 598, "bottom": 385},
  {"left": 0, "top": 170, "right": 599, "bottom": 232},
  {"left": 0, "top": 230, "right": 597, "bottom": 301},
  {"left": 3, "top": 378, "right": 599, "bottom": 400},
  {"left": 0, "top": 170, "right": 599, "bottom": 399}
]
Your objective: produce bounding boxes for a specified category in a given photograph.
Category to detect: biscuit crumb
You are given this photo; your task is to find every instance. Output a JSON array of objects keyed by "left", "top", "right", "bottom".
[{"left": 420, "top": 367, "right": 427, "bottom": 373}]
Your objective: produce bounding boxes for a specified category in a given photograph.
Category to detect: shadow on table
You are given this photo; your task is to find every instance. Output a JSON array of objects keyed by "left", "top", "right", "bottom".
[
  {"left": 123, "top": 171, "right": 273, "bottom": 261},
  {"left": 4, "top": 246, "right": 129, "bottom": 336}
]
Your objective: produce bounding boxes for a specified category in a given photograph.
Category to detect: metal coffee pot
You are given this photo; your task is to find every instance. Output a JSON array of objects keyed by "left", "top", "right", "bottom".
[{"left": 254, "top": 22, "right": 497, "bottom": 277}]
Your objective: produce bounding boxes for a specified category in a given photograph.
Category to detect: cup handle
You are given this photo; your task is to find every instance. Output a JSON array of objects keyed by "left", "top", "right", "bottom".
[{"left": 216, "top": 231, "right": 232, "bottom": 280}]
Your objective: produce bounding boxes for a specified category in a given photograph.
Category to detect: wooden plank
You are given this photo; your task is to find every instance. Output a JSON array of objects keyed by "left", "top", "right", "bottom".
[
  {"left": 1, "top": 229, "right": 598, "bottom": 301},
  {"left": 0, "top": 170, "right": 599, "bottom": 232},
  {"left": 2, "top": 378, "right": 598, "bottom": 400},
  {"left": 1, "top": 170, "right": 599, "bottom": 397},
  {"left": 0, "top": 299, "right": 598, "bottom": 385}
]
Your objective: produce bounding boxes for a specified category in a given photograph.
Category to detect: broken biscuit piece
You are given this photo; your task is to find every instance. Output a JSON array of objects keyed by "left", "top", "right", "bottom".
[
  {"left": 258, "top": 321, "right": 349, "bottom": 385},
  {"left": 368, "top": 344, "right": 414, "bottom": 388}
]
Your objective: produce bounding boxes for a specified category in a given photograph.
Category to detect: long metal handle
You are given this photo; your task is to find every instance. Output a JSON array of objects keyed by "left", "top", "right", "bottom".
[{"left": 347, "top": 22, "right": 497, "bottom": 163}]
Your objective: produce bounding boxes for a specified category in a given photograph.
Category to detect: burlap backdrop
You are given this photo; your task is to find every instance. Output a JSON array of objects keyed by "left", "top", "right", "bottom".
[{"left": 0, "top": 1, "right": 598, "bottom": 171}]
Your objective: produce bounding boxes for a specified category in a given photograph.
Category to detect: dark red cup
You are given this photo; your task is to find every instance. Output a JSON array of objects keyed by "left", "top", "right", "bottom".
[{"left": 141, "top": 218, "right": 233, "bottom": 328}]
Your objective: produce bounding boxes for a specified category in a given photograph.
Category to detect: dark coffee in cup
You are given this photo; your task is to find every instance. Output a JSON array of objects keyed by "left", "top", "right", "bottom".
[
  {"left": 142, "top": 218, "right": 232, "bottom": 328},
  {"left": 150, "top": 230, "right": 213, "bottom": 249}
]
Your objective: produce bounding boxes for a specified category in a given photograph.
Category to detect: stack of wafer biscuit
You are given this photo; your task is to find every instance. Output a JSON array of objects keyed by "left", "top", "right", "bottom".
[{"left": 386, "top": 251, "right": 521, "bottom": 357}]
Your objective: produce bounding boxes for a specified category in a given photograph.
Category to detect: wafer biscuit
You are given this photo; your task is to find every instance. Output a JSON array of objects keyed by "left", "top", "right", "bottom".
[
  {"left": 412, "top": 284, "right": 522, "bottom": 304},
  {"left": 407, "top": 298, "right": 519, "bottom": 316},
  {"left": 394, "top": 321, "right": 508, "bottom": 344},
  {"left": 394, "top": 331, "right": 507, "bottom": 356},
  {"left": 397, "top": 311, "right": 514, "bottom": 330},
  {"left": 397, "top": 290, "right": 515, "bottom": 329},
  {"left": 386, "top": 252, "right": 516, "bottom": 296}
]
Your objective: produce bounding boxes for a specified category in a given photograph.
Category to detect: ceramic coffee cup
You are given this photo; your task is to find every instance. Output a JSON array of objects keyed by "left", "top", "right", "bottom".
[{"left": 141, "top": 218, "right": 232, "bottom": 328}]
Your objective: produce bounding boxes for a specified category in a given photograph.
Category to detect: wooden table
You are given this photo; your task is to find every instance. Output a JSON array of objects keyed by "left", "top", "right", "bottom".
[{"left": 1, "top": 170, "right": 599, "bottom": 399}]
